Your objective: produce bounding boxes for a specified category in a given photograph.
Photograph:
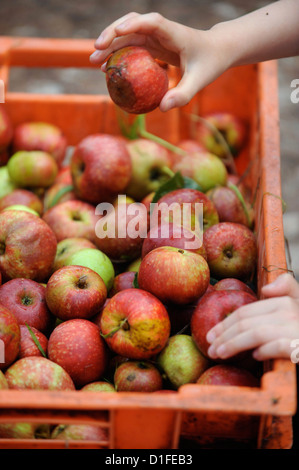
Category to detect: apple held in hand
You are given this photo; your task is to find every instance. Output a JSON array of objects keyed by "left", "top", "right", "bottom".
[
  {"left": 203, "top": 222, "right": 257, "bottom": 281},
  {"left": 0, "top": 189, "right": 43, "bottom": 215},
  {"left": 48, "top": 319, "right": 109, "bottom": 388},
  {"left": 106, "top": 46, "right": 169, "bottom": 114},
  {"left": 114, "top": 360, "right": 163, "bottom": 392},
  {"left": 197, "top": 364, "right": 259, "bottom": 387},
  {"left": 5, "top": 356, "right": 75, "bottom": 390},
  {"left": 0, "top": 278, "right": 54, "bottom": 333},
  {"left": 125, "top": 138, "right": 173, "bottom": 201},
  {"left": 100, "top": 288, "right": 171, "bottom": 360},
  {"left": 70, "top": 134, "right": 132, "bottom": 204},
  {"left": 19, "top": 325, "right": 48, "bottom": 359},
  {"left": 138, "top": 247, "right": 210, "bottom": 305},
  {"left": 0, "top": 210, "right": 57, "bottom": 282},
  {"left": 0, "top": 305, "right": 20, "bottom": 370},
  {"left": 191, "top": 289, "right": 256, "bottom": 358},
  {"left": 42, "top": 199, "right": 99, "bottom": 243},
  {"left": 157, "top": 335, "right": 210, "bottom": 389},
  {"left": 52, "top": 237, "right": 97, "bottom": 272},
  {"left": 8, "top": 150, "right": 58, "bottom": 188},
  {"left": 13, "top": 121, "right": 67, "bottom": 168},
  {"left": 45, "top": 265, "right": 107, "bottom": 321}
]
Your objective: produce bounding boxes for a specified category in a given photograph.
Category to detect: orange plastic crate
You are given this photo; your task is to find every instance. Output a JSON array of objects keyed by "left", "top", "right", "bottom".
[{"left": 0, "top": 37, "right": 296, "bottom": 450}]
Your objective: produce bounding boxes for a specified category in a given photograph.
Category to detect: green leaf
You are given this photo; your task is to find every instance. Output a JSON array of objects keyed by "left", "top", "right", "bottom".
[
  {"left": 48, "top": 185, "right": 74, "bottom": 209},
  {"left": 25, "top": 322, "right": 47, "bottom": 358},
  {"left": 133, "top": 272, "right": 139, "bottom": 288},
  {"left": 150, "top": 172, "right": 203, "bottom": 210},
  {"left": 182, "top": 176, "right": 202, "bottom": 191}
]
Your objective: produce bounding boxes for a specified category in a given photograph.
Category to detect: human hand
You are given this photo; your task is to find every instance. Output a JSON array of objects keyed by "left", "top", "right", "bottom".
[
  {"left": 206, "top": 273, "right": 299, "bottom": 361},
  {"left": 90, "top": 12, "right": 231, "bottom": 112}
]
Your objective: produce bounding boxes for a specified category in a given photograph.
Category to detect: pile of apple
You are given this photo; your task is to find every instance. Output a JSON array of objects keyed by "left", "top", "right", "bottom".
[{"left": 0, "top": 83, "right": 260, "bottom": 443}]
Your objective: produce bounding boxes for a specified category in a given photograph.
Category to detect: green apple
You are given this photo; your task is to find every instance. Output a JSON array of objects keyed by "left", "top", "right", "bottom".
[
  {"left": 8, "top": 150, "right": 58, "bottom": 188},
  {"left": 2, "top": 204, "right": 40, "bottom": 216},
  {"left": 127, "top": 257, "right": 141, "bottom": 272},
  {"left": 65, "top": 248, "right": 115, "bottom": 291},
  {"left": 0, "top": 166, "right": 17, "bottom": 199}
]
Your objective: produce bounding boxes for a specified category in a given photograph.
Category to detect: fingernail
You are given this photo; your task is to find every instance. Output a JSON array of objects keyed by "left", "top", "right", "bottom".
[
  {"left": 90, "top": 51, "right": 100, "bottom": 61},
  {"left": 95, "top": 31, "right": 106, "bottom": 46},
  {"left": 206, "top": 330, "right": 216, "bottom": 344},
  {"left": 163, "top": 98, "right": 175, "bottom": 111},
  {"left": 216, "top": 345, "right": 227, "bottom": 358},
  {"left": 207, "top": 345, "right": 217, "bottom": 359}
]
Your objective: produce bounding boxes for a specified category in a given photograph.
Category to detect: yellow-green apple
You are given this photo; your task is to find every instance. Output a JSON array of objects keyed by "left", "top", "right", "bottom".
[
  {"left": 43, "top": 182, "right": 76, "bottom": 211},
  {"left": 127, "top": 257, "right": 141, "bottom": 272},
  {"left": 157, "top": 334, "right": 210, "bottom": 389},
  {"left": 0, "top": 278, "right": 54, "bottom": 333},
  {"left": 114, "top": 360, "right": 163, "bottom": 392},
  {"left": 48, "top": 319, "right": 109, "bottom": 388},
  {"left": 7, "top": 150, "right": 58, "bottom": 188},
  {"left": 0, "top": 305, "right": 20, "bottom": 370},
  {"left": 0, "top": 104, "right": 13, "bottom": 153},
  {"left": 170, "top": 139, "right": 206, "bottom": 166},
  {"left": 19, "top": 324, "right": 48, "bottom": 359},
  {"left": 70, "top": 134, "right": 132, "bottom": 204},
  {"left": 106, "top": 46, "right": 169, "bottom": 114},
  {"left": 52, "top": 237, "right": 97, "bottom": 272},
  {"left": 197, "top": 364, "right": 259, "bottom": 387},
  {"left": 64, "top": 248, "right": 115, "bottom": 292},
  {"left": 5, "top": 356, "right": 75, "bottom": 390},
  {"left": 141, "top": 222, "right": 207, "bottom": 259},
  {"left": 0, "top": 370, "right": 8, "bottom": 389},
  {"left": 81, "top": 381, "right": 116, "bottom": 392},
  {"left": 109, "top": 271, "right": 136, "bottom": 297},
  {"left": 42, "top": 199, "right": 99, "bottom": 243},
  {"left": 152, "top": 188, "right": 219, "bottom": 232},
  {"left": 45, "top": 265, "right": 107, "bottom": 321},
  {"left": 0, "top": 210, "right": 57, "bottom": 282},
  {"left": 138, "top": 247, "right": 210, "bottom": 305},
  {"left": 214, "top": 278, "right": 257, "bottom": 297},
  {"left": 0, "top": 423, "right": 50, "bottom": 439},
  {"left": 100, "top": 288, "right": 170, "bottom": 360},
  {"left": 2, "top": 204, "right": 40, "bottom": 216},
  {"left": 94, "top": 201, "right": 148, "bottom": 263},
  {"left": 191, "top": 289, "right": 256, "bottom": 358},
  {"left": 0, "top": 166, "right": 17, "bottom": 198},
  {"left": 196, "top": 112, "right": 246, "bottom": 158},
  {"left": 0, "top": 189, "right": 43, "bottom": 215},
  {"left": 206, "top": 185, "right": 252, "bottom": 227},
  {"left": 13, "top": 121, "right": 67, "bottom": 168},
  {"left": 125, "top": 138, "right": 172, "bottom": 200},
  {"left": 203, "top": 222, "right": 257, "bottom": 281},
  {"left": 51, "top": 424, "right": 107, "bottom": 443}
]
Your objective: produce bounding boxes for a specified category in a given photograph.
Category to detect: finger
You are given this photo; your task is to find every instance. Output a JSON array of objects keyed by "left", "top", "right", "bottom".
[
  {"left": 95, "top": 12, "right": 140, "bottom": 49},
  {"left": 160, "top": 68, "right": 202, "bottom": 111},
  {"left": 252, "top": 338, "right": 294, "bottom": 361},
  {"left": 262, "top": 273, "right": 299, "bottom": 299},
  {"left": 90, "top": 34, "right": 146, "bottom": 65},
  {"left": 207, "top": 324, "right": 292, "bottom": 360}
]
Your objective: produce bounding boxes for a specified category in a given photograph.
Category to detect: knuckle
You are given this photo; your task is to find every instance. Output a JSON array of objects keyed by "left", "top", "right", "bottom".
[{"left": 150, "top": 12, "right": 164, "bottom": 23}]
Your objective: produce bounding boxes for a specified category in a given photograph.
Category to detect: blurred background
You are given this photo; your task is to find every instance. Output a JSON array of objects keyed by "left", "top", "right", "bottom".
[{"left": 1, "top": 0, "right": 298, "bottom": 279}]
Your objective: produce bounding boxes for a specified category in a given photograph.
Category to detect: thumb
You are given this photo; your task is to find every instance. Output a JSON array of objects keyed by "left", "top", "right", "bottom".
[
  {"left": 159, "top": 68, "right": 201, "bottom": 112},
  {"left": 262, "top": 273, "right": 299, "bottom": 299}
]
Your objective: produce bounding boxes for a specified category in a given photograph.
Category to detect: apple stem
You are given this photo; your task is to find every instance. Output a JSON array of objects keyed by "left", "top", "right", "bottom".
[
  {"left": 160, "top": 165, "right": 175, "bottom": 178},
  {"left": 77, "top": 275, "right": 88, "bottom": 289},
  {"left": 227, "top": 181, "right": 252, "bottom": 228},
  {"left": 101, "top": 317, "right": 129, "bottom": 339}
]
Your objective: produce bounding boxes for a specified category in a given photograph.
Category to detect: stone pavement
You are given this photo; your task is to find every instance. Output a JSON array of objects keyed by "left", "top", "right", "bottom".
[{"left": 1, "top": 0, "right": 298, "bottom": 278}]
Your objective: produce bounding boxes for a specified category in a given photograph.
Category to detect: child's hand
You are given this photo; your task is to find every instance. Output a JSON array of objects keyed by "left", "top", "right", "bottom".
[
  {"left": 206, "top": 273, "right": 299, "bottom": 361},
  {"left": 89, "top": 12, "right": 230, "bottom": 112}
]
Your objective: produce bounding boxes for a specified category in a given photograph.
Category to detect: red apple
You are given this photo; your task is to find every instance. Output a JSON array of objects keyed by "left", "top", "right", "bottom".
[
  {"left": 0, "top": 105, "right": 13, "bottom": 152},
  {"left": 152, "top": 188, "right": 219, "bottom": 232},
  {"left": 197, "top": 364, "right": 259, "bottom": 387},
  {"left": 114, "top": 360, "right": 163, "bottom": 392},
  {"left": 52, "top": 237, "right": 97, "bottom": 272},
  {"left": 0, "top": 371, "right": 8, "bottom": 389},
  {"left": 94, "top": 201, "right": 148, "bottom": 263},
  {"left": 100, "top": 288, "right": 170, "bottom": 360},
  {"left": 206, "top": 185, "right": 252, "bottom": 227},
  {"left": 106, "top": 46, "right": 169, "bottom": 114},
  {"left": 0, "top": 305, "right": 20, "bottom": 370},
  {"left": 45, "top": 265, "right": 107, "bottom": 321},
  {"left": 13, "top": 121, "right": 67, "bottom": 168},
  {"left": 141, "top": 222, "right": 207, "bottom": 260},
  {"left": 51, "top": 424, "right": 108, "bottom": 443},
  {"left": 138, "top": 246, "right": 210, "bottom": 305},
  {"left": 191, "top": 289, "right": 256, "bottom": 358},
  {"left": 55, "top": 166, "right": 72, "bottom": 185},
  {"left": 0, "top": 278, "right": 54, "bottom": 333},
  {"left": 48, "top": 319, "right": 109, "bottom": 388},
  {"left": 203, "top": 222, "right": 257, "bottom": 281},
  {"left": 42, "top": 199, "right": 99, "bottom": 243},
  {"left": 7, "top": 150, "right": 58, "bottom": 188},
  {"left": 0, "top": 210, "right": 57, "bottom": 282},
  {"left": 214, "top": 278, "right": 257, "bottom": 297},
  {"left": 70, "top": 134, "right": 132, "bottom": 204},
  {"left": 43, "top": 182, "right": 77, "bottom": 212},
  {"left": 19, "top": 324, "right": 48, "bottom": 359},
  {"left": 196, "top": 112, "right": 246, "bottom": 158},
  {"left": 5, "top": 356, "right": 75, "bottom": 390},
  {"left": 0, "top": 189, "right": 43, "bottom": 215},
  {"left": 109, "top": 271, "right": 136, "bottom": 296}
]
